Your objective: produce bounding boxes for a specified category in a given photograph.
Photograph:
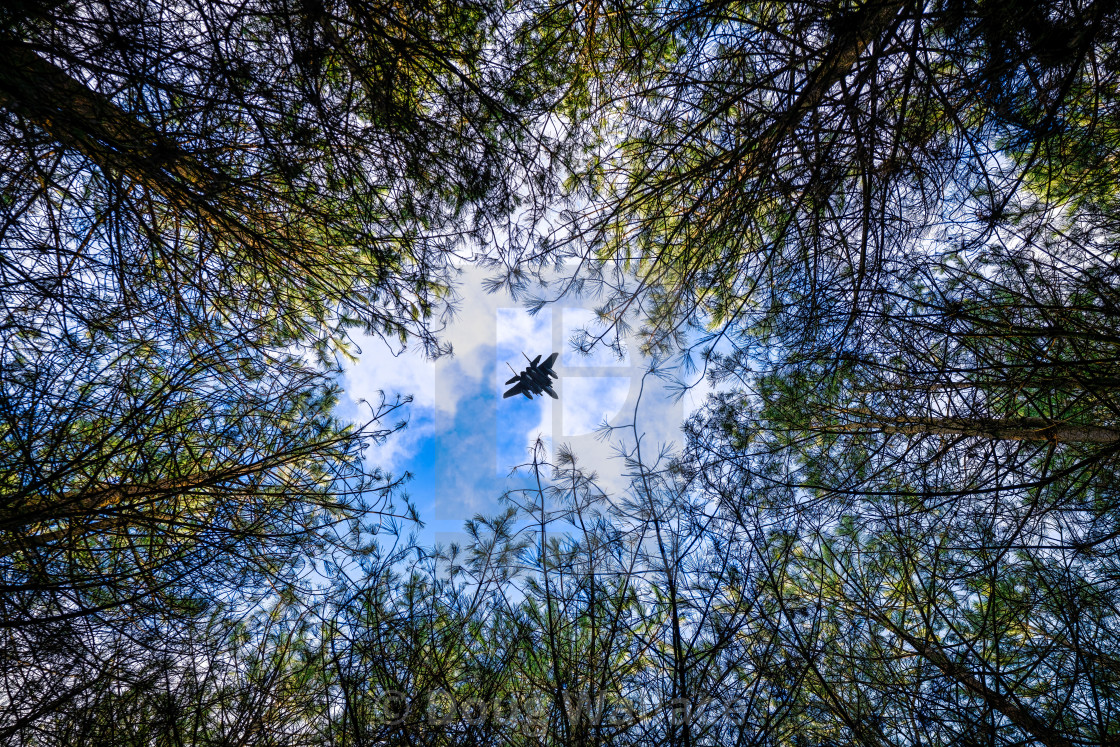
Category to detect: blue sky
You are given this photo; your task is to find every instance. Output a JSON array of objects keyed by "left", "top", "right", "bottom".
[{"left": 337, "top": 267, "right": 709, "bottom": 551}]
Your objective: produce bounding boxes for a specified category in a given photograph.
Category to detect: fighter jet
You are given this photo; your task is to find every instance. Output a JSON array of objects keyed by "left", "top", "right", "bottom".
[{"left": 503, "top": 352, "right": 559, "bottom": 399}]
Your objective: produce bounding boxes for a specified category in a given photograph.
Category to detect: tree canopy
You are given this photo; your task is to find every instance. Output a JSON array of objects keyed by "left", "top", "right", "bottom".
[{"left": 4, "top": 0, "right": 1120, "bottom": 745}]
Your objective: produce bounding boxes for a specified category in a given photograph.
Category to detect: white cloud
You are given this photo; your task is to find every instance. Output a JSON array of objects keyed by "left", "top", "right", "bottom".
[
  {"left": 341, "top": 337, "right": 436, "bottom": 476},
  {"left": 345, "top": 335, "right": 437, "bottom": 411},
  {"left": 343, "top": 266, "right": 518, "bottom": 473},
  {"left": 561, "top": 377, "right": 631, "bottom": 437},
  {"left": 341, "top": 263, "right": 711, "bottom": 515}
]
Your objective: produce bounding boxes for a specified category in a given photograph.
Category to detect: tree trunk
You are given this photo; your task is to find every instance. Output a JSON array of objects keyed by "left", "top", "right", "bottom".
[
  {"left": 731, "top": 0, "right": 907, "bottom": 181},
  {"left": 874, "top": 614, "right": 1078, "bottom": 747},
  {"left": 0, "top": 37, "right": 260, "bottom": 241}
]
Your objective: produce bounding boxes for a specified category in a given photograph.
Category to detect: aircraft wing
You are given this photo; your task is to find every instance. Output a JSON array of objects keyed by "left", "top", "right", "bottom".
[
  {"left": 541, "top": 352, "right": 559, "bottom": 377},
  {"left": 505, "top": 375, "right": 520, "bottom": 385},
  {"left": 504, "top": 383, "right": 532, "bottom": 399}
]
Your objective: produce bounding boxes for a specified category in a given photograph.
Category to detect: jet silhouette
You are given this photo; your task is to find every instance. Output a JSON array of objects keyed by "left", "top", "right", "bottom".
[{"left": 503, "top": 352, "right": 559, "bottom": 399}]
